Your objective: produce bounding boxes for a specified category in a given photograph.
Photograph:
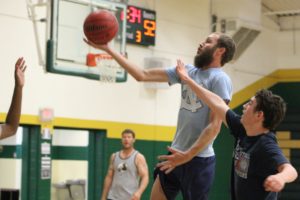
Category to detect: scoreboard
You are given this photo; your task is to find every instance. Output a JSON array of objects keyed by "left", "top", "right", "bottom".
[{"left": 120, "top": 5, "right": 156, "bottom": 46}]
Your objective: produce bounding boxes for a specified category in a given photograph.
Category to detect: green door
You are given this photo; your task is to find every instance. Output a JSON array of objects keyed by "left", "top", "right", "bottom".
[
  {"left": 21, "top": 126, "right": 51, "bottom": 200},
  {"left": 88, "top": 130, "right": 107, "bottom": 200}
]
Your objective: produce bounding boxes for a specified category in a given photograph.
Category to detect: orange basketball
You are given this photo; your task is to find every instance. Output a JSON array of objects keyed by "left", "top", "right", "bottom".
[{"left": 83, "top": 10, "right": 119, "bottom": 45}]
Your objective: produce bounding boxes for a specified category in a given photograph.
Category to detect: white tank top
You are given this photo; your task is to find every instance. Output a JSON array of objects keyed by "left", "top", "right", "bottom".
[{"left": 107, "top": 150, "right": 139, "bottom": 200}]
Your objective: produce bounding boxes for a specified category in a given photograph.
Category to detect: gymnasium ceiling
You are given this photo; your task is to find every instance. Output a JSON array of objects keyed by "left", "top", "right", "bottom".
[{"left": 262, "top": 0, "right": 300, "bottom": 30}]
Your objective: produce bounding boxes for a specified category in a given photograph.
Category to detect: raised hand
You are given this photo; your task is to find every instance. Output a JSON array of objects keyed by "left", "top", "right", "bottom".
[
  {"left": 176, "top": 59, "right": 189, "bottom": 82},
  {"left": 15, "top": 57, "right": 26, "bottom": 87},
  {"left": 157, "top": 146, "right": 191, "bottom": 174}
]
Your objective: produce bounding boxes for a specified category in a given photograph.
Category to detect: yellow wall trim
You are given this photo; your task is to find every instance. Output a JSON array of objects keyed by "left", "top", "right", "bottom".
[
  {"left": 1, "top": 69, "right": 300, "bottom": 141},
  {"left": 230, "top": 69, "right": 300, "bottom": 108},
  {"left": 0, "top": 113, "right": 176, "bottom": 141},
  {"left": 276, "top": 131, "right": 291, "bottom": 140}
]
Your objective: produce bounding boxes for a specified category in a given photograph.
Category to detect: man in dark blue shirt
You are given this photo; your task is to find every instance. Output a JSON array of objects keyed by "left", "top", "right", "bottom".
[
  {"left": 157, "top": 60, "right": 298, "bottom": 199},
  {"left": 227, "top": 108, "right": 289, "bottom": 200}
]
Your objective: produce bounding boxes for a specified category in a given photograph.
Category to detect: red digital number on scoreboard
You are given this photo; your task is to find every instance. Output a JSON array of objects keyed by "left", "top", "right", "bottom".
[{"left": 120, "top": 5, "right": 156, "bottom": 46}]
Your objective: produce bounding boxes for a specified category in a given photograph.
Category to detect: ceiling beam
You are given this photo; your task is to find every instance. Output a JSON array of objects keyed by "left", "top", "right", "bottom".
[{"left": 264, "top": 9, "right": 300, "bottom": 16}]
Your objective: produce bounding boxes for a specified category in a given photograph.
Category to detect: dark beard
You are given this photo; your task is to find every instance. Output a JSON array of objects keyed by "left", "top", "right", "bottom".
[{"left": 194, "top": 46, "right": 217, "bottom": 68}]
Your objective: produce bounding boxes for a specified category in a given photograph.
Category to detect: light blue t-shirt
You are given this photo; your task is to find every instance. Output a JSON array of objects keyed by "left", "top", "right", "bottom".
[{"left": 166, "top": 64, "right": 232, "bottom": 157}]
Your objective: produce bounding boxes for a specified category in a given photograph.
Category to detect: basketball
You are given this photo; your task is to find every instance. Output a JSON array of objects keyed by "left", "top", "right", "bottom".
[{"left": 83, "top": 10, "right": 119, "bottom": 45}]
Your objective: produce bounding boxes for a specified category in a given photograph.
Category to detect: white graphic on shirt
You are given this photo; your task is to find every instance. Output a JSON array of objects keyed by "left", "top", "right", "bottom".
[
  {"left": 181, "top": 84, "right": 202, "bottom": 112},
  {"left": 117, "top": 162, "right": 128, "bottom": 172},
  {"left": 234, "top": 141, "right": 250, "bottom": 179}
]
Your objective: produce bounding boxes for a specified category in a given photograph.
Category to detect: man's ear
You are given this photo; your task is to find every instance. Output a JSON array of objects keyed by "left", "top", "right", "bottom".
[
  {"left": 256, "top": 110, "right": 264, "bottom": 120},
  {"left": 217, "top": 47, "right": 226, "bottom": 55}
]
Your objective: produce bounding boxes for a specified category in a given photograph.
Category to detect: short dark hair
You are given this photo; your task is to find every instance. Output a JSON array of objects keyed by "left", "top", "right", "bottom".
[
  {"left": 121, "top": 129, "right": 135, "bottom": 138},
  {"left": 216, "top": 33, "right": 236, "bottom": 66},
  {"left": 254, "top": 89, "right": 286, "bottom": 130}
]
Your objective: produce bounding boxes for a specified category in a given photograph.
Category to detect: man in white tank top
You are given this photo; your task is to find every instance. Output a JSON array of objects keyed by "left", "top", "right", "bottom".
[
  {"left": 101, "top": 129, "right": 149, "bottom": 200},
  {"left": 0, "top": 57, "right": 26, "bottom": 140}
]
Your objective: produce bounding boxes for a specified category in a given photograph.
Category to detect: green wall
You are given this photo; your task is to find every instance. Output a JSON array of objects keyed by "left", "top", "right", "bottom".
[{"left": 271, "top": 83, "right": 300, "bottom": 200}]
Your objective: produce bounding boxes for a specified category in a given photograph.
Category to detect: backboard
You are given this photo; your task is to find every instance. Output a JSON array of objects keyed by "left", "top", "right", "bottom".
[{"left": 47, "top": 0, "right": 127, "bottom": 82}]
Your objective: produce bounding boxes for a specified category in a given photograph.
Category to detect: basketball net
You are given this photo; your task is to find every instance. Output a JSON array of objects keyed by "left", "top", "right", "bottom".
[{"left": 86, "top": 53, "right": 124, "bottom": 83}]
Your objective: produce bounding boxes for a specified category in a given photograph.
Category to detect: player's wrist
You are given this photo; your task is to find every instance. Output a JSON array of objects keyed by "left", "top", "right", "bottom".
[
  {"left": 184, "top": 150, "right": 194, "bottom": 160},
  {"left": 15, "top": 82, "right": 24, "bottom": 88},
  {"left": 105, "top": 47, "right": 111, "bottom": 54},
  {"left": 277, "top": 173, "right": 288, "bottom": 184},
  {"left": 133, "top": 190, "right": 142, "bottom": 198}
]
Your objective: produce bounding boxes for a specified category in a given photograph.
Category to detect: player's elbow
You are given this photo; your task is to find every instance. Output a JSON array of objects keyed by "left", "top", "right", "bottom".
[
  {"left": 7, "top": 121, "right": 19, "bottom": 132},
  {"left": 11, "top": 127, "right": 18, "bottom": 135},
  {"left": 135, "top": 75, "right": 145, "bottom": 82},
  {"left": 142, "top": 174, "right": 149, "bottom": 184},
  {"left": 2, "top": 125, "right": 18, "bottom": 139},
  {"left": 210, "top": 120, "right": 222, "bottom": 135},
  {"left": 212, "top": 126, "right": 221, "bottom": 136},
  {"left": 209, "top": 124, "right": 221, "bottom": 137},
  {"left": 294, "top": 170, "right": 298, "bottom": 181},
  {"left": 285, "top": 164, "right": 298, "bottom": 183},
  {"left": 136, "top": 70, "right": 156, "bottom": 82},
  {"left": 279, "top": 163, "right": 298, "bottom": 183},
  {"left": 290, "top": 165, "right": 298, "bottom": 182},
  {"left": 134, "top": 71, "right": 147, "bottom": 82},
  {"left": 10, "top": 126, "right": 19, "bottom": 135}
]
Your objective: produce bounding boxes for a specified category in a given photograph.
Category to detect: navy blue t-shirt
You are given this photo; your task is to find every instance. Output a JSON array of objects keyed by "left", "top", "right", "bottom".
[{"left": 226, "top": 110, "right": 288, "bottom": 200}]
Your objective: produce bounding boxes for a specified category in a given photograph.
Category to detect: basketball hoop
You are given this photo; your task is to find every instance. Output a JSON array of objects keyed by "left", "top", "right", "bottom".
[{"left": 86, "top": 53, "right": 125, "bottom": 83}]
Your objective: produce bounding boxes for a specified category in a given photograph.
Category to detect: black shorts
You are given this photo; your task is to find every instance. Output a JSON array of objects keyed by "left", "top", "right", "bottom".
[{"left": 154, "top": 155, "right": 216, "bottom": 200}]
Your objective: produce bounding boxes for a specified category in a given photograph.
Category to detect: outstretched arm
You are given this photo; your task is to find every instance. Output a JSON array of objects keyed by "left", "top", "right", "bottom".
[
  {"left": 264, "top": 163, "right": 298, "bottom": 192},
  {"left": 84, "top": 39, "right": 169, "bottom": 82},
  {"left": 0, "top": 57, "right": 26, "bottom": 140},
  {"left": 100, "top": 154, "right": 115, "bottom": 200},
  {"left": 132, "top": 153, "right": 149, "bottom": 200},
  {"left": 157, "top": 111, "right": 222, "bottom": 173},
  {"left": 176, "top": 59, "right": 229, "bottom": 124}
]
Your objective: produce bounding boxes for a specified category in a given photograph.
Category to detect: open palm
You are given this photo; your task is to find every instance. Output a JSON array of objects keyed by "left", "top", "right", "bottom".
[{"left": 15, "top": 57, "right": 26, "bottom": 87}]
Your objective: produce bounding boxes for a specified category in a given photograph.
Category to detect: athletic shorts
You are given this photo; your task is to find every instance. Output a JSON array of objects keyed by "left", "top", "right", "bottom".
[{"left": 154, "top": 155, "right": 216, "bottom": 200}]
